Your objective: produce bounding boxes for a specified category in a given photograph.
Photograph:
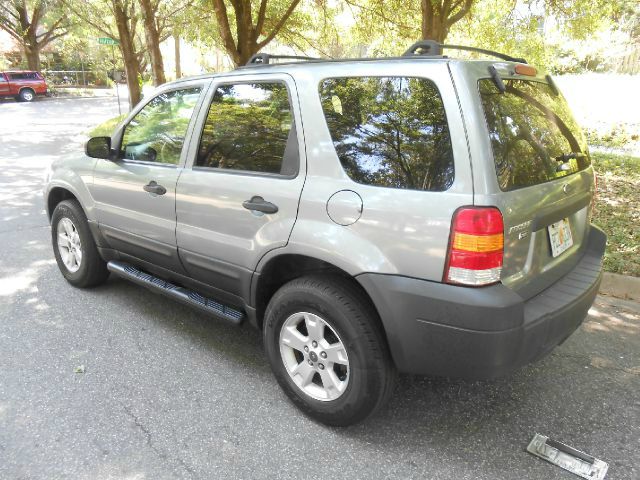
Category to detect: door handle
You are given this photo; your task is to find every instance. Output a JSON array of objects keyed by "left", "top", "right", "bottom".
[
  {"left": 242, "top": 196, "right": 278, "bottom": 214},
  {"left": 143, "top": 181, "right": 167, "bottom": 195}
]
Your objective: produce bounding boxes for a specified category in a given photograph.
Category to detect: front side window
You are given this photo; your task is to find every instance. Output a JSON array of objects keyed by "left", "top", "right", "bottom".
[
  {"left": 319, "top": 76, "right": 455, "bottom": 191},
  {"left": 196, "top": 82, "right": 297, "bottom": 175},
  {"left": 121, "top": 87, "right": 201, "bottom": 164},
  {"left": 479, "top": 79, "right": 590, "bottom": 191}
]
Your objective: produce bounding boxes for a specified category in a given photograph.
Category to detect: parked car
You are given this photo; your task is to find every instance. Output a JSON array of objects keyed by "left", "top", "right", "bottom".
[
  {"left": 0, "top": 70, "right": 48, "bottom": 102},
  {"left": 44, "top": 41, "right": 605, "bottom": 426}
]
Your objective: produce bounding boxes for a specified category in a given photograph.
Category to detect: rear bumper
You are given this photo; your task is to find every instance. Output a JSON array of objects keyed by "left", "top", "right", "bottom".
[{"left": 357, "top": 225, "right": 606, "bottom": 379}]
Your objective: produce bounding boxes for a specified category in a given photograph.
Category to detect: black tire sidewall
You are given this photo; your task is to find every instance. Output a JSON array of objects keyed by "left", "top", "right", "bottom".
[
  {"left": 264, "top": 277, "right": 391, "bottom": 425},
  {"left": 19, "top": 89, "right": 34, "bottom": 102},
  {"left": 51, "top": 201, "right": 98, "bottom": 286}
]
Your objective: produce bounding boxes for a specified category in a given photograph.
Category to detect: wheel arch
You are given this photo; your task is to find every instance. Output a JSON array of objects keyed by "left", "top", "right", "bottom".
[
  {"left": 47, "top": 186, "right": 79, "bottom": 220},
  {"left": 19, "top": 86, "right": 35, "bottom": 98},
  {"left": 251, "top": 254, "right": 390, "bottom": 348}
]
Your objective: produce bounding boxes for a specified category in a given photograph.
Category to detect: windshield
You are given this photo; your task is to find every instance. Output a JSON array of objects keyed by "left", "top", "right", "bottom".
[{"left": 479, "top": 79, "right": 590, "bottom": 191}]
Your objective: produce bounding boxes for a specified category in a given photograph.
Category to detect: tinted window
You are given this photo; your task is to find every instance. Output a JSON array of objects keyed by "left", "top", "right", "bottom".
[
  {"left": 121, "top": 87, "right": 201, "bottom": 164},
  {"left": 8, "top": 72, "right": 38, "bottom": 80},
  {"left": 196, "top": 82, "right": 297, "bottom": 175},
  {"left": 479, "top": 79, "right": 590, "bottom": 191},
  {"left": 319, "top": 77, "right": 454, "bottom": 191}
]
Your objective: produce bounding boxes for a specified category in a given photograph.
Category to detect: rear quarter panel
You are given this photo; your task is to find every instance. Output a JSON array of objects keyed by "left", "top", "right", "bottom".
[{"left": 258, "top": 61, "right": 473, "bottom": 281}]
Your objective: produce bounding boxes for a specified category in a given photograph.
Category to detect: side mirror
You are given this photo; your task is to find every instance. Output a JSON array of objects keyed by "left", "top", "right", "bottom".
[{"left": 85, "top": 136, "right": 112, "bottom": 159}]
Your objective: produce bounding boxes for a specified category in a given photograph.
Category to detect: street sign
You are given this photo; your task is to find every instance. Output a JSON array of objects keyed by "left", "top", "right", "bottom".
[{"left": 97, "top": 37, "right": 119, "bottom": 45}]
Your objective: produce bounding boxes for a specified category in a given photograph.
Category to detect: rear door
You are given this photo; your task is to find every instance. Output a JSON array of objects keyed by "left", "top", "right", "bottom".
[
  {"left": 175, "top": 74, "right": 305, "bottom": 298},
  {"left": 90, "top": 83, "right": 205, "bottom": 272},
  {"left": 472, "top": 72, "right": 594, "bottom": 298}
]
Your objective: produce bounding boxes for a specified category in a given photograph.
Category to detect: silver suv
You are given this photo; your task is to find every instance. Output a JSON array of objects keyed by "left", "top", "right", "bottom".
[{"left": 44, "top": 42, "right": 606, "bottom": 426}]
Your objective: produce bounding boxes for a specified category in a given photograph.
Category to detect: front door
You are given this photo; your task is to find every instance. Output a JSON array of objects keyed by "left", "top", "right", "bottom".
[
  {"left": 90, "top": 83, "right": 205, "bottom": 272},
  {"left": 175, "top": 75, "right": 305, "bottom": 298}
]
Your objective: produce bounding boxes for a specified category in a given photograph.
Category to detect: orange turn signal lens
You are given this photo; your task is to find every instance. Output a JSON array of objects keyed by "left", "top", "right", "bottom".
[
  {"left": 514, "top": 64, "right": 537, "bottom": 76},
  {"left": 452, "top": 232, "right": 504, "bottom": 252}
]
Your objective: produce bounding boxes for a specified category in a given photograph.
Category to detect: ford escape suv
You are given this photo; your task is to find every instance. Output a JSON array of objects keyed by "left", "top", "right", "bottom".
[{"left": 44, "top": 41, "right": 606, "bottom": 426}]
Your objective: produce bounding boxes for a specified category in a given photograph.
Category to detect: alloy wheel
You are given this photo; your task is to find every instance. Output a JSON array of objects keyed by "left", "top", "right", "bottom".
[
  {"left": 56, "top": 217, "right": 82, "bottom": 273},
  {"left": 279, "top": 312, "right": 350, "bottom": 401}
]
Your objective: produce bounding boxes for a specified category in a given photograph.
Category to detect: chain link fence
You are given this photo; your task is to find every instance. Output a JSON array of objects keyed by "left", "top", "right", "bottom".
[{"left": 42, "top": 70, "right": 111, "bottom": 87}]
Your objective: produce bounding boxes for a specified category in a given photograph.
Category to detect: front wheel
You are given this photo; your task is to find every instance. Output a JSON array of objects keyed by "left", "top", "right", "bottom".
[
  {"left": 51, "top": 200, "right": 109, "bottom": 288},
  {"left": 263, "top": 275, "right": 396, "bottom": 426}
]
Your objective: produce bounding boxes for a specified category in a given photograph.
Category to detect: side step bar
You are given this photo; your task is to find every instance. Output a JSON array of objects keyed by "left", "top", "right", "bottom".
[{"left": 107, "top": 261, "right": 245, "bottom": 326}]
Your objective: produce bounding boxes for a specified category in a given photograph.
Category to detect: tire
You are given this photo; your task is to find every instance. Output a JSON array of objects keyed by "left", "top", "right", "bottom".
[
  {"left": 263, "top": 274, "right": 396, "bottom": 426},
  {"left": 19, "top": 88, "right": 35, "bottom": 102},
  {"left": 51, "top": 199, "right": 109, "bottom": 288}
]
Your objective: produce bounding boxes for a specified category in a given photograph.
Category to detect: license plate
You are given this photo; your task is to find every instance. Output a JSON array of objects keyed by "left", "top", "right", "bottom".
[
  {"left": 527, "top": 434, "right": 609, "bottom": 480},
  {"left": 548, "top": 218, "right": 573, "bottom": 258}
]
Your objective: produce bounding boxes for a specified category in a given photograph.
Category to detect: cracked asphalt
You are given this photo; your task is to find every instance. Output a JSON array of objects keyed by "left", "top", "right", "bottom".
[{"left": 1, "top": 97, "right": 639, "bottom": 480}]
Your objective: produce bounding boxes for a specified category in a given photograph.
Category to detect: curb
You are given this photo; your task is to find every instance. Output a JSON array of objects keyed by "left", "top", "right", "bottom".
[{"left": 599, "top": 272, "right": 640, "bottom": 301}]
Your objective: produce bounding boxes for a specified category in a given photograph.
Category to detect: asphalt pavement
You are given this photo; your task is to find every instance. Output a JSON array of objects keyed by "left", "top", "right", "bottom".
[{"left": 0, "top": 97, "right": 639, "bottom": 480}]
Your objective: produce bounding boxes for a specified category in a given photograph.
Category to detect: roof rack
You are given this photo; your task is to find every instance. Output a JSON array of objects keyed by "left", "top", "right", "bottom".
[
  {"left": 403, "top": 40, "right": 527, "bottom": 64},
  {"left": 245, "top": 53, "right": 320, "bottom": 66}
]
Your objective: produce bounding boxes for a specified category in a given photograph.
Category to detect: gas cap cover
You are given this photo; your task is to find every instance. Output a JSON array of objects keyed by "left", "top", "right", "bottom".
[{"left": 326, "top": 190, "right": 363, "bottom": 226}]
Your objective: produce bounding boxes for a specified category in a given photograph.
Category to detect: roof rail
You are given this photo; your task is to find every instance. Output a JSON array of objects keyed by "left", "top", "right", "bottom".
[
  {"left": 245, "top": 53, "right": 320, "bottom": 66},
  {"left": 403, "top": 41, "right": 527, "bottom": 64}
]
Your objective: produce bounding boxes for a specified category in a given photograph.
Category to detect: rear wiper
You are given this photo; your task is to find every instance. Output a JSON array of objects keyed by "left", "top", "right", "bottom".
[{"left": 555, "top": 152, "right": 587, "bottom": 162}]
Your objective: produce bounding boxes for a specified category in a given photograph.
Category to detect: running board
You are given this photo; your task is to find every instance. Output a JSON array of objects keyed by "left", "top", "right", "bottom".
[{"left": 107, "top": 261, "right": 245, "bottom": 325}]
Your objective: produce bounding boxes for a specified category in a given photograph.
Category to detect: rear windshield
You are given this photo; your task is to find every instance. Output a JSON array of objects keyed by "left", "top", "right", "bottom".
[{"left": 479, "top": 79, "right": 590, "bottom": 191}]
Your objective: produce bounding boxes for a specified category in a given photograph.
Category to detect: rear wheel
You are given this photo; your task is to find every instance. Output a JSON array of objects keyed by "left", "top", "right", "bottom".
[
  {"left": 18, "top": 88, "right": 35, "bottom": 102},
  {"left": 263, "top": 275, "right": 396, "bottom": 426},
  {"left": 51, "top": 200, "right": 109, "bottom": 288}
]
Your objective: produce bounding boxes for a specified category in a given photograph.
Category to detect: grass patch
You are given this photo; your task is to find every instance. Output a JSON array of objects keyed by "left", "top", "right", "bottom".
[
  {"left": 88, "top": 114, "right": 126, "bottom": 137},
  {"left": 591, "top": 152, "right": 640, "bottom": 277}
]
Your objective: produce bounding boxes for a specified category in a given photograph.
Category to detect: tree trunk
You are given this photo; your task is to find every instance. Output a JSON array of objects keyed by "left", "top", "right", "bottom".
[
  {"left": 211, "top": 0, "right": 302, "bottom": 67},
  {"left": 420, "top": 0, "right": 448, "bottom": 42},
  {"left": 174, "top": 33, "right": 181, "bottom": 79},
  {"left": 140, "top": 0, "right": 166, "bottom": 86},
  {"left": 114, "top": 2, "right": 142, "bottom": 109},
  {"left": 420, "top": 0, "right": 475, "bottom": 43},
  {"left": 24, "top": 44, "right": 41, "bottom": 71}
]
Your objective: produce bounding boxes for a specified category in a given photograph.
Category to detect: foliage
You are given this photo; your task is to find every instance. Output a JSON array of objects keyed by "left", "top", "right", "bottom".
[
  {"left": 591, "top": 152, "right": 640, "bottom": 277},
  {"left": 88, "top": 114, "right": 127, "bottom": 137},
  {"left": 0, "top": 0, "right": 71, "bottom": 70},
  {"left": 205, "top": 0, "right": 305, "bottom": 66},
  {"left": 585, "top": 125, "right": 640, "bottom": 153}
]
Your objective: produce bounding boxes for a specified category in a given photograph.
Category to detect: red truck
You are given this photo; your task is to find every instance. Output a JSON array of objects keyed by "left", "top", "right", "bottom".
[{"left": 0, "top": 71, "right": 48, "bottom": 102}]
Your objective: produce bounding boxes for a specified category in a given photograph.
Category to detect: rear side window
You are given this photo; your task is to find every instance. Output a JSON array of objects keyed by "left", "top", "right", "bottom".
[
  {"left": 319, "top": 77, "right": 454, "bottom": 191},
  {"left": 479, "top": 79, "right": 590, "bottom": 191},
  {"left": 196, "top": 82, "right": 298, "bottom": 176},
  {"left": 8, "top": 72, "right": 38, "bottom": 80}
]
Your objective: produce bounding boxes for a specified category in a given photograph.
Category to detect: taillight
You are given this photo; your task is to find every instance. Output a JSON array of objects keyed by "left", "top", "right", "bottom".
[{"left": 444, "top": 207, "right": 504, "bottom": 286}]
